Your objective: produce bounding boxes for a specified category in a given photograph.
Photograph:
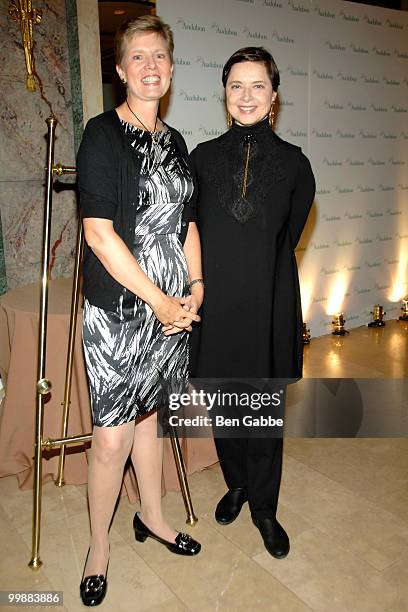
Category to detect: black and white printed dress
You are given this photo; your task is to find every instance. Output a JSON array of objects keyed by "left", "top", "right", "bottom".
[{"left": 82, "top": 122, "right": 193, "bottom": 427}]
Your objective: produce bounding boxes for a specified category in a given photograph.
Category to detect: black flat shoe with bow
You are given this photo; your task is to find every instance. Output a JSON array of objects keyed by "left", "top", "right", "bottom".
[
  {"left": 133, "top": 512, "right": 201, "bottom": 556},
  {"left": 80, "top": 548, "right": 109, "bottom": 607}
]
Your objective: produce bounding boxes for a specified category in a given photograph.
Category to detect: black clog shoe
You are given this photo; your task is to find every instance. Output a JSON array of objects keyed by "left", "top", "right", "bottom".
[
  {"left": 215, "top": 487, "right": 248, "bottom": 525},
  {"left": 252, "top": 517, "right": 290, "bottom": 559}
]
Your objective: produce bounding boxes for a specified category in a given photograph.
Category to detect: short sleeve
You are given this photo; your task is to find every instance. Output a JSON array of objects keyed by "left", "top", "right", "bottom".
[{"left": 76, "top": 118, "right": 118, "bottom": 220}]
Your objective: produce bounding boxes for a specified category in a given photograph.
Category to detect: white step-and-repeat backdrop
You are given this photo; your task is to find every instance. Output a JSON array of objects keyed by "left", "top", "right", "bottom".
[{"left": 158, "top": 0, "right": 408, "bottom": 337}]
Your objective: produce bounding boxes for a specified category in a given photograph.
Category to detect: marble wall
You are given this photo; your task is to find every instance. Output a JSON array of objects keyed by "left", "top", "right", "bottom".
[
  {"left": 0, "top": 0, "right": 78, "bottom": 289},
  {"left": 0, "top": 215, "right": 5, "bottom": 294},
  {"left": 76, "top": 0, "right": 103, "bottom": 126}
]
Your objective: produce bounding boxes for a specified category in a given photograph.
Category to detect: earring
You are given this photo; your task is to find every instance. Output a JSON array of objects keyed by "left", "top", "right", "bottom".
[
  {"left": 121, "top": 78, "right": 127, "bottom": 85},
  {"left": 226, "top": 111, "right": 233, "bottom": 129},
  {"left": 269, "top": 103, "right": 275, "bottom": 128}
]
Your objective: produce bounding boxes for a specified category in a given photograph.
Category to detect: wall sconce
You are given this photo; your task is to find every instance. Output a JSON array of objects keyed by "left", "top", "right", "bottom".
[
  {"left": 368, "top": 305, "right": 386, "bottom": 327},
  {"left": 302, "top": 322, "right": 311, "bottom": 345},
  {"left": 399, "top": 298, "right": 408, "bottom": 321},
  {"left": 332, "top": 313, "right": 349, "bottom": 336},
  {"left": 9, "top": 1, "right": 42, "bottom": 92}
]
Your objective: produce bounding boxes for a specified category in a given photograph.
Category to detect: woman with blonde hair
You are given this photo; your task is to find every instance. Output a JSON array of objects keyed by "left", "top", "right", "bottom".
[{"left": 77, "top": 15, "right": 203, "bottom": 606}]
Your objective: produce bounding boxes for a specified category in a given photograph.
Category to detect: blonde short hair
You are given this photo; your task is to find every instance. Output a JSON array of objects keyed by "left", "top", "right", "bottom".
[{"left": 114, "top": 14, "right": 174, "bottom": 66}]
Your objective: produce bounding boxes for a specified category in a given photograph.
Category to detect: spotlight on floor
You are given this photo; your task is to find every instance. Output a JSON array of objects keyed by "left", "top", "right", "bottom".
[
  {"left": 302, "top": 322, "right": 311, "bottom": 344},
  {"left": 332, "top": 312, "right": 349, "bottom": 335},
  {"left": 368, "top": 304, "right": 386, "bottom": 327},
  {"left": 399, "top": 298, "right": 408, "bottom": 321}
]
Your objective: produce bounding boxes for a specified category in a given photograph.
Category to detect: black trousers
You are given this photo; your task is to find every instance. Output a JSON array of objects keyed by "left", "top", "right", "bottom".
[{"left": 214, "top": 436, "right": 283, "bottom": 520}]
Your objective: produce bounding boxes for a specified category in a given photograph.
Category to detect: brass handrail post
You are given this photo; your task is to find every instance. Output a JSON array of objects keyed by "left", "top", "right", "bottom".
[
  {"left": 55, "top": 219, "right": 83, "bottom": 487},
  {"left": 170, "top": 427, "right": 198, "bottom": 525},
  {"left": 29, "top": 115, "right": 57, "bottom": 570}
]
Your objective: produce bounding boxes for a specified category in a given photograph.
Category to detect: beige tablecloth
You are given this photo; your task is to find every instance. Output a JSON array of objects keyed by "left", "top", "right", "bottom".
[{"left": 0, "top": 278, "right": 217, "bottom": 502}]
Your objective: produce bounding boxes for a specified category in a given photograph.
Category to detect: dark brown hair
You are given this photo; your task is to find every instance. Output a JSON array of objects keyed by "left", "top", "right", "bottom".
[
  {"left": 114, "top": 14, "right": 174, "bottom": 66},
  {"left": 222, "top": 46, "right": 280, "bottom": 90}
]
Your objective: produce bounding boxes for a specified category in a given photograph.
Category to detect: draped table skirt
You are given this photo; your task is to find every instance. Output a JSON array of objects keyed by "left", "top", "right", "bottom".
[{"left": 0, "top": 277, "right": 218, "bottom": 502}]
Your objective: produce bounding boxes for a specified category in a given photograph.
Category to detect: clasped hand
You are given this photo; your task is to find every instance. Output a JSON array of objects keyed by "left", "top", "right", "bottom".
[
  {"left": 153, "top": 294, "right": 200, "bottom": 335},
  {"left": 159, "top": 294, "right": 201, "bottom": 336}
]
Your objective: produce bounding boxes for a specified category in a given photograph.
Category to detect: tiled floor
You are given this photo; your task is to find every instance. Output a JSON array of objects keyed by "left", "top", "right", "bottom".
[{"left": 0, "top": 320, "right": 407, "bottom": 611}]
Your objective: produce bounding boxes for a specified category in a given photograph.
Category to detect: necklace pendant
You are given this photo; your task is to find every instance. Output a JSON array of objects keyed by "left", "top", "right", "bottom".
[{"left": 125, "top": 99, "right": 159, "bottom": 142}]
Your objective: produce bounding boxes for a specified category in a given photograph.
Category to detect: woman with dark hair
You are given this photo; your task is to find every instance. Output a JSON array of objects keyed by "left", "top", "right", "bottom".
[
  {"left": 76, "top": 15, "right": 203, "bottom": 607},
  {"left": 187, "top": 46, "right": 315, "bottom": 558}
]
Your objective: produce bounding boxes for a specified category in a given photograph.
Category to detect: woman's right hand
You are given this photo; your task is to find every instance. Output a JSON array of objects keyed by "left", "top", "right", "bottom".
[{"left": 151, "top": 294, "right": 200, "bottom": 329}]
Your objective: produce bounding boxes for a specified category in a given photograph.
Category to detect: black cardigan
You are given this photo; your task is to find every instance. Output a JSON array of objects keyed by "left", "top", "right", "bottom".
[{"left": 76, "top": 108, "right": 195, "bottom": 311}]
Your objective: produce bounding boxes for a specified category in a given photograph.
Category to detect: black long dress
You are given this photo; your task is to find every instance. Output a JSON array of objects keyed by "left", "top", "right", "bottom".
[{"left": 189, "top": 117, "right": 315, "bottom": 519}]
